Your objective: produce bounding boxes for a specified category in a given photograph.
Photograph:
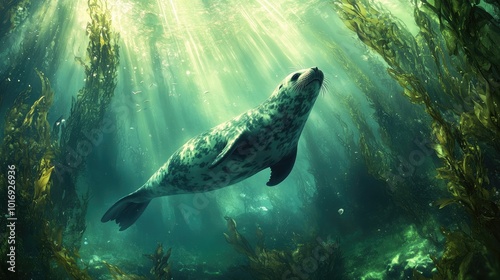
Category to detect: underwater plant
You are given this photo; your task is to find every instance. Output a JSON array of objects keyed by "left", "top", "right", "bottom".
[
  {"left": 144, "top": 243, "right": 172, "bottom": 280},
  {"left": 102, "top": 261, "right": 147, "bottom": 280},
  {"left": 223, "top": 216, "right": 346, "bottom": 280},
  {"left": 325, "top": 23, "right": 443, "bottom": 234},
  {"left": 333, "top": 0, "right": 500, "bottom": 278},
  {"left": 50, "top": 0, "right": 120, "bottom": 251},
  {"left": 95, "top": 243, "right": 171, "bottom": 279},
  {"left": 0, "top": 0, "right": 31, "bottom": 38},
  {"left": 0, "top": 70, "right": 91, "bottom": 278},
  {"left": 1, "top": 0, "right": 119, "bottom": 277}
]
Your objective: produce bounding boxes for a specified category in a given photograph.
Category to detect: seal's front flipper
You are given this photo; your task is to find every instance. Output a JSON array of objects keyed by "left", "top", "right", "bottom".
[
  {"left": 101, "top": 189, "right": 151, "bottom": 231},
  {"left": 210, "top": 129, "right": 248, "bottom": 169},
  {"left": 267, "top": 146, "right": 297, "bottom": 186}
]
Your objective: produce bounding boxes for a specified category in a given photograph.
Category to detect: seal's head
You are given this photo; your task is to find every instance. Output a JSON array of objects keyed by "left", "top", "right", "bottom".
[
  {"left": 276, "top": 67, "right": 323, "bottom": 94},
  {"left": 271, "top": 67, "right": 324, "bottom": 117}
]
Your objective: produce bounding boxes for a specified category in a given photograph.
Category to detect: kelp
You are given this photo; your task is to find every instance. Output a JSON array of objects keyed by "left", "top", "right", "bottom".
[
  {"left": 334, "top": 0, "right": 500, "bottom": 278},
  {"left": 51, "top": 0, "right": 120, "bottom": 252},
  {"left": 0, "top": 69, "right": 90, "bottom": 278},
  {"left": 0, "top": 69, "right": 54, "bottom": 202},
  {"left": 421, "top": 0, "right": 500, "bottom": 87},
  {"left": 340, "top": 95, "right": 388, "bottom": 179},
  {"left": 59, "top": 0, "right": 120, "bottom": 161},
  {"left": 144, "top": 243, "right": 172, "bottom": 280},
  {"left": 0, "top": 0, "right": 119, "bottom": 277},
  {"left": 224, "top": 216, "right": 257, "bottom": 258},
  {"left": 99, "top": 244, "right": 171, "bottom": 280},
  {"left": 46, "top": 222, "right": 92, "bottom": 280},
  {"left": 0, "top": 0, "right": 30, "bottom": 38},
  {"left": 326, "top": 14, "right": 440, "bottom": 231},
  {"left": 414, "top": 2, "right": 500, "bottom": 149},
  {"left": 223, "top": 216, "right": 345, "bottom": 280},
  {"left": 427, "top": 227, "right": 494, "bottom": 279},
  {"left": 102, "top": 261, "right": 147, "bottom": 280},
  {"left": 33, "top": 158, "right": 54, "bottom": 206},
  {"left": 61, "top": 0, "right": 119, "bottom": 150}
]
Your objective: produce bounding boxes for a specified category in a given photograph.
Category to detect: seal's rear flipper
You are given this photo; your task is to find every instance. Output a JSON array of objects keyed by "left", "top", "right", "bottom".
[{"left": 101, "top": 190, "right": 151, "bottom": 231}]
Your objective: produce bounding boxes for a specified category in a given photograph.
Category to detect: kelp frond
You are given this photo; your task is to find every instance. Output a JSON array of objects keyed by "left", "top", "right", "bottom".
[
  {"left": 224, "top": 216, "right": 345, "bottom": 280},
  {"left": 333, "top": 0, "right": 500, "bottom": 277}
]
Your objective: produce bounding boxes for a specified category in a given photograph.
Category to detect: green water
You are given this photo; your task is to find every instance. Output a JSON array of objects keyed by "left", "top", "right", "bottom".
[{"left": 1, "top": 0, "right": 499, "bottom": 279}]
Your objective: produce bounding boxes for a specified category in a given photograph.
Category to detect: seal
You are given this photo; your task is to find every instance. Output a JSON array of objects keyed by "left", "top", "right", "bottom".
[{"left": 102, "top": 67, "right": 324, "bottom": 230}]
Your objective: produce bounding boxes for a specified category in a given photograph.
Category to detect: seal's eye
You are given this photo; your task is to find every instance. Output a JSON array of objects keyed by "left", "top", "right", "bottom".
[{"left": 291, "top": 73, "right": 300, "bottom": 82}]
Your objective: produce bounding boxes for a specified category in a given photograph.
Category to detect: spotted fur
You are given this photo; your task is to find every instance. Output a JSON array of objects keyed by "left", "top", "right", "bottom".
[{"left": 102, "top": 67, "right": 324, "bottom": 230}]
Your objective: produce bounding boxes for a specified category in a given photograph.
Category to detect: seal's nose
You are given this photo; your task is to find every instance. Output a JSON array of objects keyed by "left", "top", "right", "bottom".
[{"left": 310, "top": 67, "right": 324, "bottom": 82}]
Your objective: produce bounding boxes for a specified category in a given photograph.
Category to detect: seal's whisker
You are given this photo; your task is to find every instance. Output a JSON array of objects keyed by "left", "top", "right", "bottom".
[{"left": 321, "top": 78, "right": 330, "bottom": 97}]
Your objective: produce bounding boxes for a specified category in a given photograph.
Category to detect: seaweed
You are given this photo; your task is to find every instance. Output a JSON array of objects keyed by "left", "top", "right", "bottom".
[
  {"left": 333, "top": 0, "right": 500, "bottom": 278},
  {"left": 325, "top": 17, "right": 439, "bottom": 231},
  {"left": 102, "top": 261, "right": 147, "bottom": 280},
  {"left": 223, "top": 216, "right": 345, "bottom": 280},
  {"left": 144, "top": 243, "right": 172, "bottom": 280},
  {"left": 47, "top": 222, "right": 92, "bottom": 280},
  {"left": 50, "top": 0, "right": 120, "bottom": 252},
  {"left": 1, "top": 0, "right": 119, "bottom": 277},
  {"left": 428, "top": 227, "right": 494, "bottom": 279},
  {"left": 0, "top": 69, "right": 91, "bottom": 278},
  {"left": 0, "top": 0, "right": 31, "bottom": 38},
  {"left": 98, "top": 244, "right": 172, "bottom": 280},
  {"left": 415, "top": 1, "right": 500, "bottom": 149}
]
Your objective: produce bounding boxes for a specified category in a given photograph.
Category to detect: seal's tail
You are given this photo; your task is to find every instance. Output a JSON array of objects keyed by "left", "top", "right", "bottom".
[{"left": 101, "top": 189, "right": 151, "bottom": 231}]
